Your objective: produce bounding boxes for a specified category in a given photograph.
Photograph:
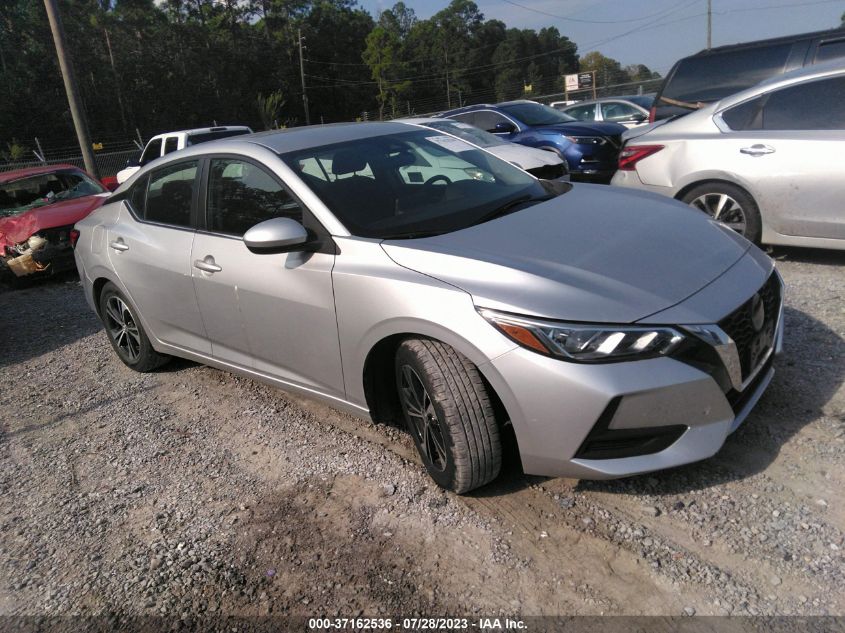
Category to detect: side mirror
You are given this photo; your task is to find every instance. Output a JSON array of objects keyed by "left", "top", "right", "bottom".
[
  {"left": 630, "top": 113, "right": 647, "bottom": 123},
  {"left": 125, "top": 157, "right": 140, "bottom": 168},
  {"left": 492, "top": 122, "right": 516, "bottom": 134},
  {"left": 243, "top": 217, "right": 311, "bottom": 253}
]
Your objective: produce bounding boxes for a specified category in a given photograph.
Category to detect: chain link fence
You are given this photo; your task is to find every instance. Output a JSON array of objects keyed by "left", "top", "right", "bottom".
[{"left": 1, "top": 138, "right": 141, "bottom": 179}]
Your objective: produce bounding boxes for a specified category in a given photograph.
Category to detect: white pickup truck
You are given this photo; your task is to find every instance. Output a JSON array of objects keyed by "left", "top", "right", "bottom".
[{"left": 116, "top": 126, "right": 253, "bottom": 184}]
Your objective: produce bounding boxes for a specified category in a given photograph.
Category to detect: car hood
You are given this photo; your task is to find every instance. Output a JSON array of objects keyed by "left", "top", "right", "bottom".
[
  {"left": 382, "top": 184, "right": 751, "bottom": 323},
  {"left": 0, "top": 194, "right": 108, "bottom": 247},
  {"left": 488, "top": 144, "right": 563, "bottom": 170},
  {"left": 534, "top": 121, "right": 626, "bottom": 137}
]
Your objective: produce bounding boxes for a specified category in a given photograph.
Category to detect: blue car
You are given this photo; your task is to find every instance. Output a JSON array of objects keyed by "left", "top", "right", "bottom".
[{"left": 439, "top": 100, "right": 626, "bottom": 182}]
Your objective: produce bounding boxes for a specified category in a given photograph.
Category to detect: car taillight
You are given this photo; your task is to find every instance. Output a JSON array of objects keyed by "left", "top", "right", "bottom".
[
  {"left": 69, "top": 229, "right": 80, "bottom": 248},
  {"left": 618, "top": 145, "right": 664, "bottom": 171},
  {"left": 648, "top": 106, "right": 656, "bottom": 123}
]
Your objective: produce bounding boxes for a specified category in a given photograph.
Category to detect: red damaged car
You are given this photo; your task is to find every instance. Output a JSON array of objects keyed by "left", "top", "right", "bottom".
[{"left": 0, "top": 164, "right": 110, "bottom": 282}]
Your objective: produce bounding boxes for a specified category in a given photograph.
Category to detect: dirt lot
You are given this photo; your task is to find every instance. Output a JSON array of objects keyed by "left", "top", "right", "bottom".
[{"left": 0, "top": 247, "right": 843, "bottom": 620}]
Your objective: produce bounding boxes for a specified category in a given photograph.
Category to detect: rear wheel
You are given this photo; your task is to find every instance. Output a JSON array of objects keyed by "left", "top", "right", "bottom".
[
  {"left": 395, "top": 339, "right": 501, "bottom": 494},
  {"left": 681, "top": 182, "right": 762, "bottom": 244},
  {"left": 99, "top": 282, "right": 169, "bottom": 372}
]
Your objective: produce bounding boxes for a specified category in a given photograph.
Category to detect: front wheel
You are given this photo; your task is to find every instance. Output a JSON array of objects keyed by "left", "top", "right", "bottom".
[
  {"left": 395, "top": 339, "right": 502, "bottom": 494},
  {"left": 680, "top": 182, "right": 762, "bottom": 244},
  {"left": 99, "top": 282, "right": 169, "bottom": 372}
]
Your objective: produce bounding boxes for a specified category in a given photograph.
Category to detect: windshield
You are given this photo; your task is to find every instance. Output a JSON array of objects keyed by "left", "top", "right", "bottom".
[
  {"left": 420, "top": 120, "right": 506, "bottom": 148},
  {"left": 0, "top": 169, "right": 105, "bottom": 217},
  {"left": 499, "top": 102, "right": 576, "bottom": 126},
  {"left": 281, "top": 129, "right": 554, "bottom": 239}
]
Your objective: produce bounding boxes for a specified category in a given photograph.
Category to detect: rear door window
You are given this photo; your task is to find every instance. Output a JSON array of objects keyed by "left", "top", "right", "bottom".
[
  {"left": 144, "top": 161, "right": 198, "bottom": 227},
  {"left": 761, "top": 76, "right": 845, "bottom": 130},
  {"left": 721, "top": 96, "right": 764, "bottom": 131}
]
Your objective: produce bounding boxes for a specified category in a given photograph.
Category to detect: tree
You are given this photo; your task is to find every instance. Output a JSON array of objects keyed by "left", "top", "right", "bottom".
[
  {"left": 257, "top": 90, "right": 285, "bottom": 129},
  {"left": 363, "top": 25, "right": 409, "bottom": 119},
  {"left": 580, "top": 51, "right": 629, "bottom": 88}
]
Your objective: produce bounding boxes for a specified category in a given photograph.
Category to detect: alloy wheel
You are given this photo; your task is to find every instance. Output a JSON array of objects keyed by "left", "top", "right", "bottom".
[
  {"left": 104, "top": 295, "right": 141, "bottom": 363},
  {"left": 689, "top": 193, "right": 747, "bottom": 235},
  {"left": 399, "top": 364, "right": 447, "bottom": 471}
]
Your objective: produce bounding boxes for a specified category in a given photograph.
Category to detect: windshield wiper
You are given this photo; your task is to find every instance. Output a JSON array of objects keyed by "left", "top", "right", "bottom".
[{"left": 474, "top": 194, "right": 554, "bottom": 225}]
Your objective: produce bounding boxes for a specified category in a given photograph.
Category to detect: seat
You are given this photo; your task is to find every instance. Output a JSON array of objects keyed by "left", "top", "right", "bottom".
[{"left": 328, "top": 149, "right": 394, "bottom": 225}]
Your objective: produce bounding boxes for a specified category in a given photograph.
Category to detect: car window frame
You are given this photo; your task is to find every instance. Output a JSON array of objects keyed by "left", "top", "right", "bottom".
[
  {"left": 124, "top": 158, "right": 202, "bottom": 232},
  {"left": 195, "top": 153, "right": 335, "bottom": 253}
]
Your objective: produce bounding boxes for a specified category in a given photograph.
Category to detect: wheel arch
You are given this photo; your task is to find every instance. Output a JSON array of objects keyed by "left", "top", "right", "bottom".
[
  {"left": 361, "top": 332, "right": 514, "bottom": 451},
  {"left": 673, "top": 177, "right": 757, "bottom": 205}
]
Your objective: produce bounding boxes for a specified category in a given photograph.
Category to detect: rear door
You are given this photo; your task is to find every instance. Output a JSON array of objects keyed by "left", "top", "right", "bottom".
[
  {"left": 190, "top": 155, "right": 344, "bottom": 397},
  {"left": 107, "top": 160, "right": 210, "bottom": 353},
  {"left": 719, "top": 75, "right": 845, "bottom": 240}
]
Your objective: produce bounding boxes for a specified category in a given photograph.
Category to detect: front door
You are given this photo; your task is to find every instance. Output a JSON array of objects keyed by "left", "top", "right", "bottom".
[{"left": 190, "top": 156, "right": 344, "bottom": 398}]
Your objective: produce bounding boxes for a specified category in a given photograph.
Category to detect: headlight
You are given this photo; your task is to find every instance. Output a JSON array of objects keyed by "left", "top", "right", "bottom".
[
  {"left": 565, "top": 136, "right": 606, "bottom": 146},
  {"left": 479, "top": 308, "right": 685, "bottom": 362}
]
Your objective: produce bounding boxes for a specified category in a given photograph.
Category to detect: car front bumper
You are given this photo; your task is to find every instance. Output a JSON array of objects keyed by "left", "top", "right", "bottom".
[{"left": 484, "top": 273, "right": 784, "bottom": 480}]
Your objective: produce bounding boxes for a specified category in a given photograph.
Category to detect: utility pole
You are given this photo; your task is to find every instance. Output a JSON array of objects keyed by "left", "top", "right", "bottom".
[
  {"left": 298, "top": 29, "right": 310, "bottom": 125},
  {"left": 445, "top": 47, "right": 451, "bottom": 109},
  {"left": 43, "top": 0, "right": 99, "bottom": 179},
  {"left": 706, "top": 0, "right": 712, "bottom": 49}
]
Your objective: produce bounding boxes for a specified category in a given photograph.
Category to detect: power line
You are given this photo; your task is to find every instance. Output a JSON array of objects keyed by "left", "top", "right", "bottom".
[{"left": 496, "top": 0, "right": 699, "bottom": 24}]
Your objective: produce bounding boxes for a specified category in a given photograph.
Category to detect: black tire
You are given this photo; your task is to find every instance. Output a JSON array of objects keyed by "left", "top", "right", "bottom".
[
  {"left": 99, "top": 282, "right": 169, "bottom": 372},
  {"left": 680, "top": 182, "right": 762, "bottom": 244},
  {"left": 394, "top": 338, "right": 501, "bottom": 494}
]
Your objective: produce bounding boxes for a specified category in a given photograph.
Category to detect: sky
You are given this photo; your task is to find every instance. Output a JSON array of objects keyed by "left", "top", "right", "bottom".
[{"left": 356, "top": 0, "right": 845, "bottom": 74}]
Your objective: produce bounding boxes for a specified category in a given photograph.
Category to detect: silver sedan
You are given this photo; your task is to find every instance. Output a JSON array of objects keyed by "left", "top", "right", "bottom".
[
  {"left": 74, "top": 122, "right": 783, "bottom": 493},
  {"left": 612, "top": 61, "right": 845, "bottom": 249}
]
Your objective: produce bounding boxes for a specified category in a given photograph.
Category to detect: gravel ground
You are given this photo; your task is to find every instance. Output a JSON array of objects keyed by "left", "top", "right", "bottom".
[{"left": 0, "top": 246, "right": 843, "bottom": 619}]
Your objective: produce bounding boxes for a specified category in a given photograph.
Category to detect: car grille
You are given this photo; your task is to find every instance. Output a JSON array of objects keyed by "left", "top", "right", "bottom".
[
  {"left": 718, "top": 272, "right": 781, "bottom": 381},
  {"left": 526, "top": 163, "right": 567, "bottom": 180}
]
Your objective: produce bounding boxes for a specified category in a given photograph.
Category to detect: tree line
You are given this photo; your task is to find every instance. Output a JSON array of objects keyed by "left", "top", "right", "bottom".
[{"left": 0, "top": 0, "right": 661, "bottom": 151}]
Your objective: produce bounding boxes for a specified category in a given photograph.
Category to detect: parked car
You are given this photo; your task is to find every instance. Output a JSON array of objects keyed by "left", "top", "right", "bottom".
[
  {"left": 612, "top": 61, "right": 845, "bottom": 250},
  {"left": 75, "top": 122, "right": 783, "bottom": 494},
  {"left": 0, "top": 164, "right": 110, "bottom": 282},
  {"left": 652, "top": 27, "right": 845, "bottom": 122},
  {"left": 116, "top": 125, "right": 253, "bottom": 184},
  {"left": 401, "top": 117, "right": 568, "bottom": 181},
  {"left": 558, "top": 95, "right": 654, "bottom": 128},
  {"left": 439, "top": 101, "right": 625, "bottom": 182}
]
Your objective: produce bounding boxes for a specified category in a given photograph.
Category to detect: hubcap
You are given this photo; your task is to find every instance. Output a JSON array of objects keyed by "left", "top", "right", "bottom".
[
  {"left": 689, "top": 193, "right": 747, "bottom": 235},
  {"left": 105, "top": 295, "right": 141, "bottom": 362},
  {"left": 399, "top": 365, "right": 447, "bottom": 471}
]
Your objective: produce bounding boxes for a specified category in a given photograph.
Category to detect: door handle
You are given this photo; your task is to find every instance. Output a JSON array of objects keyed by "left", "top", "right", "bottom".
[
  {"left": 193, "top": 257, "right": 222, "bottom": 273},
  {"left": 740, "top": 144, "right": 775, "bottom": 156},
  {"left": 109, "top": 239, "right": 129, "bottom": 252}
]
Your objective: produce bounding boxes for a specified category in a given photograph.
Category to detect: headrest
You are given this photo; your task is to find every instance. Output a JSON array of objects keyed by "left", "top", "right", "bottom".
[{"left": 332, "top": 149, "right": 368, "bottom": 175}]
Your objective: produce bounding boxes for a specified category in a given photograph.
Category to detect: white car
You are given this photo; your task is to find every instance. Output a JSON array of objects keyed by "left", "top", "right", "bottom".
[
  {"left": 116, "top": 126, "right": 253, "bottom": 184},
  {"left": 611, "top": 61, "right": 844, "bottom": 249},
  {"left": 401, "top": 118, "right": 569, "bottom": 181}
]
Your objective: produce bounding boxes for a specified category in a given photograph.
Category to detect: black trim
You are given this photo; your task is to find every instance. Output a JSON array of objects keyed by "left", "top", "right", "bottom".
[{"left": 574, "top": 396, "right": 687, "bottom": 460}]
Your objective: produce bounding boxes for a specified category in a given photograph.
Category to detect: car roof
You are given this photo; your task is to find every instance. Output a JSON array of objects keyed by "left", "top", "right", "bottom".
[
  {"left": 688, "top": 26, "right": 845, "bottom": 58},
  {"left": 0, "top": 163, "right": 84, "bottom": 184},
  {"left": 244, "top": 121, "right": 416, "bottom": 153}
]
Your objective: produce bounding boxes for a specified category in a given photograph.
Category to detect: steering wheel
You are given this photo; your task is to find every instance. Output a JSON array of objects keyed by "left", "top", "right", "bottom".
[{"left": 423, "top": 175, "right": 452, "bottom": 188}]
